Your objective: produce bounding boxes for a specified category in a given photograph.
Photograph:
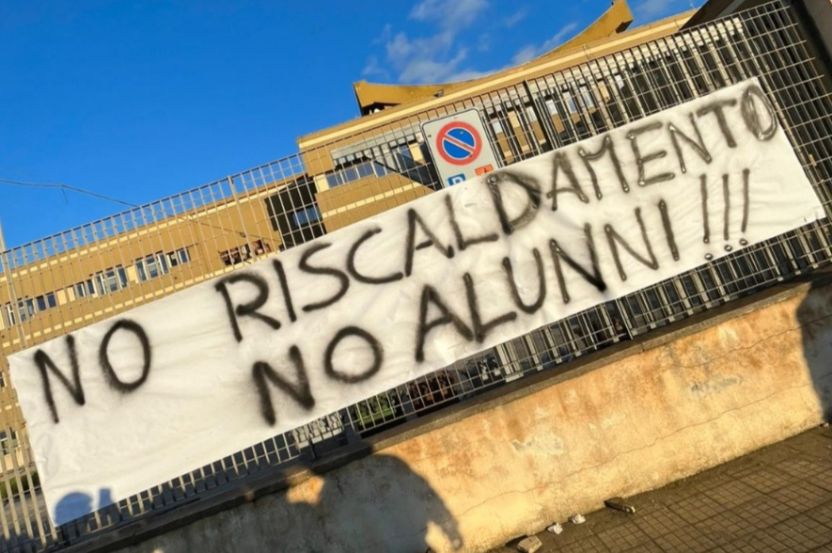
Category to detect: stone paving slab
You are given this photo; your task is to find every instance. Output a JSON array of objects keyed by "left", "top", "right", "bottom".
[{"left": 489, "top": 426, "right": 832, "bottom": 553}]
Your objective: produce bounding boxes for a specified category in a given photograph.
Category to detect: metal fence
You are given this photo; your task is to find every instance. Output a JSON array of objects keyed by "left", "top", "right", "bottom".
[{"left": 1, "top": 1, "right": 831, "bottom": 550}]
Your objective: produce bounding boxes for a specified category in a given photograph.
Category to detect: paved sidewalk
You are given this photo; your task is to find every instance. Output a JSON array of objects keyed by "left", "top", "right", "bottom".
[{"left": 490, "top": 426, "right": 832, "bottom": 553}]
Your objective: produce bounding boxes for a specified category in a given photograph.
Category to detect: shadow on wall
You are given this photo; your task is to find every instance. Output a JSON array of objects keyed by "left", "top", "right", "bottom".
[
  {"left": 797, "top": 275, "right": 832, "bottom": 422},
  {"left": 54, "top": 488, "right": 112, "bottom": 526},
  {"left": 246, "top": 450, "right": 463, "bottom": 553},
  {"left": 54, "top": 442, "right": 463, "bottom": 553}
]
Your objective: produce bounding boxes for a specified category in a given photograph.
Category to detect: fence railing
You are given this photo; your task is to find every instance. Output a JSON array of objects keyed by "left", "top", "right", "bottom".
[{"left": 1, "top": 1, "right": 831, "bottom": 550}]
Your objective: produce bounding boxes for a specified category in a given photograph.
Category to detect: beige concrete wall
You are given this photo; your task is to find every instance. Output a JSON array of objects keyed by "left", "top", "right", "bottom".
[{"left": 115, "top": 278, "right": 832, "bottom": 553}]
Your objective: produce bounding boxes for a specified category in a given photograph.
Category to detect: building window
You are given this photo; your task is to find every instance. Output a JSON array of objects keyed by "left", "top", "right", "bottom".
[
  {"left": 136, "top": 247, "right": 191, "bottom": 281},
  {"left": 3, "top": 304, "right": 16, "bottom": 327},
  {"left": 17, "top": 299, "right": 34, "bottom": 322},
  {"left": 356, "top": 162, "right": 373, "bottom": 178},
  {"left": 578, "top": 84, "right": 596, "bottom": 109},
  {"left": 95, "top": 266, "right": 128, "bottom": 294},
  {"left": 326, "top": 172, "right": 344, "bottom": 188},
  {"left": 562, "top": 88, "right": 579, "bottom": 113},
  {"left": 265, "top": 175, "right": 325, "bottom": 250},
  {"left": 396, "top": 143, "right": 413, "bottom": 164},
  {"left": 34, "top": 292, "right": 56, "bottom": 312},
  {"left": 0, "top": 291, "right": 60, "bottom": 328},
  {"left": 290, "top": 206, "right": 321, "bottom": 228},
  {"left": 0, "top": 249, "right": 192, "bottom": 330},
  {"left": 251, "top": 240, "right": 270, "bottom": 256},
  {"left": 219, "top": 240, "right": 270, "bottom": 266},
  {"left": 342, "top": 166, "right": 359, "bottom": 182},
  {"left": 164, "top": 247, "right": 190, "bottom": 268},
  {"left": 74, "top": 279, "right": 95, "bottom": 299},
  {"left": 324, "top": 160, "right": 390, "bottom": 190},
  {"left": 220, "top": 246, "right": 246, "bottom": 266},
  {"left": 136, "top": 252, "right": 169, "bottom": 282}
]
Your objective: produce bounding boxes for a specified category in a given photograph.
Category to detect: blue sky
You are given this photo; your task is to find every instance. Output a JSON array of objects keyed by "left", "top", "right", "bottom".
[{"left": 0, "top": 0, "right": 702, "bottom": 249}]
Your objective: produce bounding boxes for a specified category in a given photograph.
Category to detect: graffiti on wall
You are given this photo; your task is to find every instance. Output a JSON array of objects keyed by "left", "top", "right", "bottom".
[{"left": 8, "top": 78, "right": 824, "bottom": 524}]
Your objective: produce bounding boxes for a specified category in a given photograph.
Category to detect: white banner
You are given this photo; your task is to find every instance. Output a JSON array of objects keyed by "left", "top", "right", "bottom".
[{"left": 9, "top": 79, "right": 825, "bottom": 524}]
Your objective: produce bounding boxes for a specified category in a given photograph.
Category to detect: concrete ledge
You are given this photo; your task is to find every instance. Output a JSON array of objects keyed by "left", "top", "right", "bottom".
[{"left": 69, "top": 273, "right": 832, "bottom": 552}]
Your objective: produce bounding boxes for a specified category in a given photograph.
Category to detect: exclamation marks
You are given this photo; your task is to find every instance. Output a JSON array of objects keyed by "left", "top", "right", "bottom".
[
  {"left": 740, "top": 168, "right": 750, "bottom": 238},
  {"left": 700, "top": 174, "right": 710, "bottom": 246},
  {"left": 722, "top": 174, "right": 731, "bottom": 246},
  {"left": 700, "top": 169, "right": 751, "bottom": 262},
  {"left": 658, "top": 199, "right": 679, "bottom": 261}
]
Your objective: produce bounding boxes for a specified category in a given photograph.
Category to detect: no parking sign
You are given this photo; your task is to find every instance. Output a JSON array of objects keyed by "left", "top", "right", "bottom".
[{"left": 422, "top": 109, "right": 500, "bottom": 187}]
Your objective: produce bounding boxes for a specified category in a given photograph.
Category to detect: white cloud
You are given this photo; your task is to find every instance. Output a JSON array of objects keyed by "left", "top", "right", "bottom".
[
  {"left": 512, "top": 45, "right": 538, "bottom": 65},
  {"left": 635, "top": 0, "right": 672, "bottom": 17},
  {"left": 634, "top": 0, "right": 703, "bottom": 21},
  {"left": 398, "top": 46, "right": 469, "bottom": 83},
  {"left": 409, "top": 0, "right": 488, "bottom": 28},
  {"left": 512, "top": 21, "right": 580, "bottom": 65},
  {"left": 361, "top": 56, "right": 390, "bottom": 80},
  {"left": 372, "top": 23, "right": 393, "bottom": 46},
  {"left": 362, "top": 0, "right": 597, "bottom": 85},
  {"left": 546, "top": 22, "right": 581, "bottom": 48},
  {"left": 504, "top": 8, "right": 526, "bottom": 28},
  {"left": 365, "top": 0, "right": 491, "bottom": 84},
  {"left": 446, "top": 68, "right": 489, "bottom": 82},
  {"left": 381, "top": 30, "right": 461, "bottom": 82},
  {"left": 476, "top": 32, "right": 491, "bottom": 53}
]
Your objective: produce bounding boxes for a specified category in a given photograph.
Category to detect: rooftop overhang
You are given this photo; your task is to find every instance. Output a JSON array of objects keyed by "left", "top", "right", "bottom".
[
  {"left": 298, "top": 5, "right": 695, "bottom": 152},
  {"left": 352, "top": 0, "right": 635, "bottom": 116}
]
